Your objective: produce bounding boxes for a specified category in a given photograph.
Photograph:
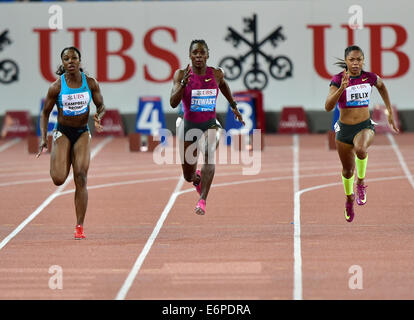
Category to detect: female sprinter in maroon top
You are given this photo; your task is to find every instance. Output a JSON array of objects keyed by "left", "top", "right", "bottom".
[
  {"left": 170, "top": 40, "right": 244, "bottom": 215},
  {"left": 325, "top": 45, "right": 399, "bottom": 222}
]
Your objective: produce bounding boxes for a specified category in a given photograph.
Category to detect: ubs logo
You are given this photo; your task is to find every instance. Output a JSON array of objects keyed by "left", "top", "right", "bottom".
[
  {"left": 219, "top": 14, "right": 293, "bottom": 90},
  {"left": 0, "top": 29, "right": 19, "bottom": 84}
]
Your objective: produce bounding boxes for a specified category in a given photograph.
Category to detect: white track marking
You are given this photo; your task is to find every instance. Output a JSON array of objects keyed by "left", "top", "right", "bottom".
[
  {"left": 293, "top": 173, "right": 412, "bottom": 300},
  {"left": 292, "top": 135, "right": 302, "bottom": 300},
  {"left": 0, "top": 137, "right": 112, "bottom": 251},
  {"left": 3, "top": 161, "right": 402, "bottom": 299},
  {"left": 0, "top": 138, "right": 21, "bottom": 152},
  {"left": 115, "top": 176, "right": 184, "bottom": 300},
  {"left": 0, "top": 178, "right": 51, "bottom": 187},
  {"left": 1, "top": 134, "right": 409, "bottom": 298},
  {"left": 0, "top": 165, "right": 402, "bottom": 188},
  {"left": 59, "top": 176, "right": 181, "bottom": 196},
  {"left": 387, "top": 133, "right": 414, "bottom": 189},
  {"left": 111, "top": 170, "right": 408, "bottom": 299},
  {"left": 298, "top": 175, "right": 410, "bottom": 195}
]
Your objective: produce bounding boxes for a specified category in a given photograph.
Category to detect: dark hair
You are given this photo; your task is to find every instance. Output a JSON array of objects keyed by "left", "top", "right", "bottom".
[
  {"left": 189, "top": 39, "right": 209, "bottom": 54},
  {"left": 55, "top": 46, "right": 84, "bottom": 75},
  {"left": 334, "top": 45, "right": 364, "bottom": 70}
]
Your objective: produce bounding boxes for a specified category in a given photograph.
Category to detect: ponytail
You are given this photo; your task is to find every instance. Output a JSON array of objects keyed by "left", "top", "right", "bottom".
[
  {"left": 334, "top": 59, "right": 347, "bottom": 70},
  {"left": 55, "top": 65, "right": 66, "bottom": 76}
]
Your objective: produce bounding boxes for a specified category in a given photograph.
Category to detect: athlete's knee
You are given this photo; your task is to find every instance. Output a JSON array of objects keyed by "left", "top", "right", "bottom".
[
  {"left": 354, "top": 146, "right": 368, "bottom": 160},
  {"left": 51, "top": 173, "right": 67, "bottom": 186},
  {"left": 74, "top": 171, "right": 88, "bottom": 188},
  {"left": 342, "top": 167, "right": 354, "bottom": 179}
]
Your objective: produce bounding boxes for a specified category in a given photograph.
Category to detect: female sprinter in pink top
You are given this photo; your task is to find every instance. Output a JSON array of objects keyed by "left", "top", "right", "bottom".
[
  {"left": 170, "top": 39, "right": 245, "bottom": 215},
  {"left": 325, "top": 45, "right": 399, "bottom": 222}
]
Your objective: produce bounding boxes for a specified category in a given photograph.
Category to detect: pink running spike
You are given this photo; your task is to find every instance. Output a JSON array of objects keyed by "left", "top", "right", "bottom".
[
  {"left": 195, "top": 199, "right": 206, "bottom": 215},
  {"left": 345, "top": 200, "right": 355, "bottom": 223},
  {"left": 356, "top": 184, "right": 367, "bottom": 206}
]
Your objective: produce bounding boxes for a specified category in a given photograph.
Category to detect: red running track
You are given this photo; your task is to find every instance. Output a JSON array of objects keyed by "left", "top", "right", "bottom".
[{"left": 0, "top": 133, "right": 413, "bottom": 300}]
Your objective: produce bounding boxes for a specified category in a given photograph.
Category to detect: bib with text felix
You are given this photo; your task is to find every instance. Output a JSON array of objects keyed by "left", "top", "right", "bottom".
[{"left": 345, "top": 84, "right": 371, "bottom": 107}]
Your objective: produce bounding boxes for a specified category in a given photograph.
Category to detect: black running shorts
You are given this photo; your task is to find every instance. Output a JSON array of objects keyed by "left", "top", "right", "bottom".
[
  {"left": 178, "top": 118, "right": 222, "bottom": 142},
  {"left": 334, "top": 118, "right": 375, "bottom": 146},
  {"left": 54, "top": 123, "right": 90, "bottom": 146}
]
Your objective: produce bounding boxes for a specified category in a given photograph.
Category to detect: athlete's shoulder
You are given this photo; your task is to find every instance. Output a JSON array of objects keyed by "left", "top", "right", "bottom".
[
  {"left": 365, "top": 70, "right": 378, "bottom": 78},
  {"left": 48, "top": 76, "right": 61, "bottom": 95},
  {"left": 85, "top": 73, "right": 99, "bottom": 90},
  {"left": 84, "top": 72, "right": 96, "bottom": 82},
  {"left": 332, "top": 71, "right": 344, "bottom": 79},
  {"left": 173, "top": 67, "right": 187, "bottom": 80},
  {"left": 210, "top": 66, "right": 224, "bottom": 73},
  {"left": 209, "top": 66, "right": 225, "bottom": 80},
  {"left": 362, "top": 71, "right": 378, "bottom": 85},
  {"left": 329, "top": 71, "right": 343, "bottom": 87},
  {"left": 362, "top": 70, "right": 376, "bottom": 77}
]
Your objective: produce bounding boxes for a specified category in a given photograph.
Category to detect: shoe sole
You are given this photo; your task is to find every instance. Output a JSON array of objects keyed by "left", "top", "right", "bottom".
[{"left": 356, "top": 197, "right": 366, "bottom": 206}]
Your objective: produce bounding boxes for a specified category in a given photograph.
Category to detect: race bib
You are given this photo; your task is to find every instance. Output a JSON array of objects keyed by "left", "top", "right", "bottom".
[
  {"left": 190, "top": 89, "right": 217, "bottom": 112},
  {"left": 346, "top": 84, "right": 371, "bottom": 107},
  {"left": 61, "top": 92, "right": 90, "bottom": 116}
]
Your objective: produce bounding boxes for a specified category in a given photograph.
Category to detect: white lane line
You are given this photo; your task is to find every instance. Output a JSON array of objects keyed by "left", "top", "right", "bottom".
[
  {"left": 0, "top": 138, "right": 21, "bottom": 152},
  {"left": 58, "top": 175, "right": 295, "bottom": 199},
  {"left": 111, "top": 168, "right": 408, "bottom": 300},
  {"left": 387, "top": 133, "right": 414, "bottom": 190},
  {"left": 0, "top": 178, "right": 51, "bottom": 187},
  {"left": 0, "top": 137, "right": 113, "bottom": 251},
  {"left": 292, "top": 135, "right": 302, "bottom": 300},
  {"left": 57, "top": 172, "right": 408, "bottom": 199},
  {"left": 298, "top": 175, "right": 409, "bottom": 196},
  {"left": 115, "top": 175, "right": 184, "bottom": 300},
  {"left": 59, "top": 176, "right": 180, "bottom": 195},
  {"left": 0, "top": 165, "right": 402, "bottom": 189},
  {"left": 11, "top": 161, "right": 401, "bottom": 300},
  {"left": 293, "top": 173, "right": 411, "bottom": 300}
]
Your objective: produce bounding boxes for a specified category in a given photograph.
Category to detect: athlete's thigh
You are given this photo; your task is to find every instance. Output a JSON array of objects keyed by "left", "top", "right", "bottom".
[
  {"left": 71, "top": 132, "right": 91, "bottom": 175},
  {"left": 201, "top": 128, "right": 218, "bottom": 164},
  {"left": 353, "top": 128, "right": 375, "bottom": 150},
  {"left": 50, "top": 131, "right": 71, "bottom": 178},
  {"left": 335, "top": 139, "right": 355, "bottom": 170},
  {"left": 180, "top": 140, "right": 198, "bottom": 176}
]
